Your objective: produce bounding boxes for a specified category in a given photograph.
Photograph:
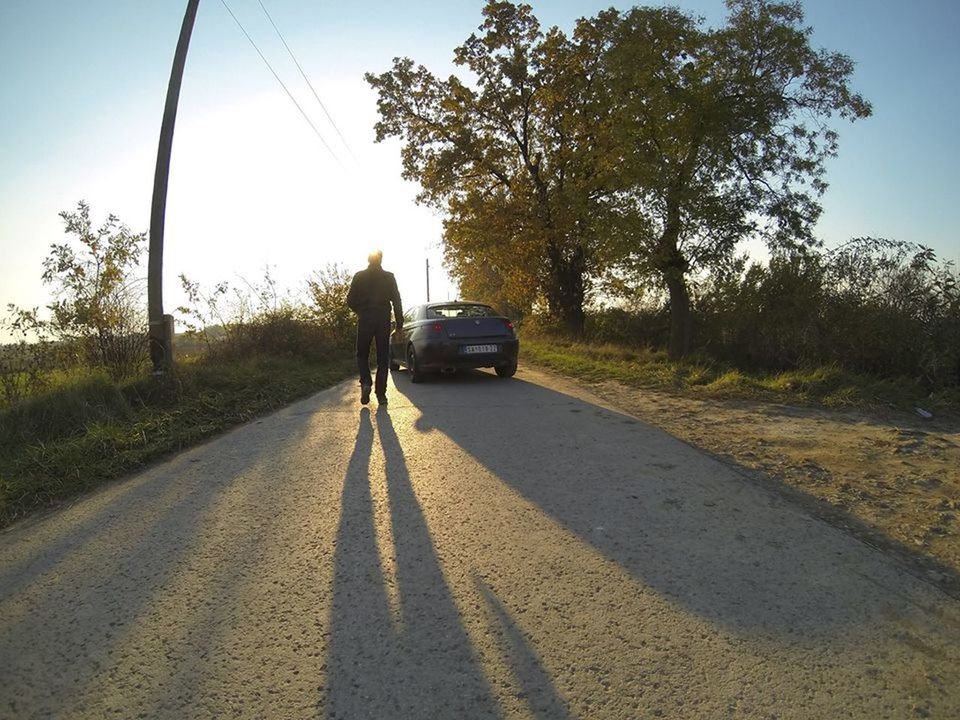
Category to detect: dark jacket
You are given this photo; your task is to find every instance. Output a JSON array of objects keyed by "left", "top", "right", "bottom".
[{"left": 347, "top": 265, "right": 403, "bottom": 326}]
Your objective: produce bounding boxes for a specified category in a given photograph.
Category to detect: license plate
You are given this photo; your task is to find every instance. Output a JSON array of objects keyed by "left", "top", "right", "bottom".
[{"left": 463, "top": 344, "right": 499, "bottom": 354}]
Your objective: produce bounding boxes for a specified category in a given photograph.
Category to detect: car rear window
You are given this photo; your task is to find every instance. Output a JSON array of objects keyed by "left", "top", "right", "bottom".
[{"left": 428, "top": 304, "right": 495, "bottom": 318}]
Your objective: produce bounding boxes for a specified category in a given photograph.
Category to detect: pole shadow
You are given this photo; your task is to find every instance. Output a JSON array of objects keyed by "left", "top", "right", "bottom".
[
  {"left": 0, "top": 393, "right": 324, "bottom": 717},
  {"left": 473, "top": 574, "right": 572, "bottom": 720}
]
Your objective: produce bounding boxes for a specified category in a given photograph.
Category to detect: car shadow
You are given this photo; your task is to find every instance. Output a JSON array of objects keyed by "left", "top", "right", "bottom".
[{"left": 390, "top": 368, "right": 957, "bottom": 637}]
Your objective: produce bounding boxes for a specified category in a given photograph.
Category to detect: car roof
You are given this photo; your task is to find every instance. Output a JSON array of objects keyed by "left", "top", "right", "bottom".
[{"left": 424, "top": 300, "right": 490, "bottom": 307}]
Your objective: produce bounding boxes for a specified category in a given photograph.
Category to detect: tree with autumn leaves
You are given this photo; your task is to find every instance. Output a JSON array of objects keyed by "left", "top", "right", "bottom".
[{"left": 366, "top": 0, "right": 870, "bottom": 356}]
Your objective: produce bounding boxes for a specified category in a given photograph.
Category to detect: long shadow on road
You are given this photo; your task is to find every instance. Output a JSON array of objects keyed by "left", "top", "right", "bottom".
[
  {"left": 324, "top": 407, "right": 499, "bottom": 719},
  {"left": 392, "top": 369, "right": 956, "bottom": 639}
]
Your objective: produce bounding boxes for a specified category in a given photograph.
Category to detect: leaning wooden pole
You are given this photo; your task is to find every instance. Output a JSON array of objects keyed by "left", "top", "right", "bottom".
[{"left": 149, "top": 0, "right": 200, "bottom": 372}]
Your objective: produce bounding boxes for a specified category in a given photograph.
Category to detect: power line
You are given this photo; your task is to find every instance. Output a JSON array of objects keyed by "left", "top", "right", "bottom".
[
  {"left": 218, "top": 0, "right": 342, "bottom": 167},
  {"left": 256, "top": 0, "right": 356, "bottom": 162}
]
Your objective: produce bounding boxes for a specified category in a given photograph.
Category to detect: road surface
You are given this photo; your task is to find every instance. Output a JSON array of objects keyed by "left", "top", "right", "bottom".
[{"left": 1, "top": 367, "right": 959, "bottom": 719}]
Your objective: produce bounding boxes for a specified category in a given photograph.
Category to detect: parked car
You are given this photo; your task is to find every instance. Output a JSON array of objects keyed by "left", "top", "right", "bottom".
[{"left": 389, "top": 301, "right": 519, "bottom": 382}]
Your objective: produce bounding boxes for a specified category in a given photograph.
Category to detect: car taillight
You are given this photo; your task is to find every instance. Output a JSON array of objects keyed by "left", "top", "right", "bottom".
[
  {"left": 428, "top": 322, "right": 444, "bottom": 338},
  {"left": 505, "top": 320, "right": 515, "bottom": 331}
]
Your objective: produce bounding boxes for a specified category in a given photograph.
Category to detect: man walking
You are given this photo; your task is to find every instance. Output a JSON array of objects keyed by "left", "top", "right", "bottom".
[{"left": 347, "top": 250, "right": 403, "bottom": 405}]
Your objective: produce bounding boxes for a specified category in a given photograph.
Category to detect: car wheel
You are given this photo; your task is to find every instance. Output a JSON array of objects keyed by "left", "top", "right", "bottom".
[
  {"left": 407, "top": 345, "right": 424, "bottom": 383},
  {"left": 495, "top": 361, "right": 517, "bottom": 378}
]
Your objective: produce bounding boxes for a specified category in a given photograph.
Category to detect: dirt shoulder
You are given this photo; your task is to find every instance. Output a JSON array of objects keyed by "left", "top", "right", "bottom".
[{"left": 529, "top": 364, "right": 960, "bottom": 599}]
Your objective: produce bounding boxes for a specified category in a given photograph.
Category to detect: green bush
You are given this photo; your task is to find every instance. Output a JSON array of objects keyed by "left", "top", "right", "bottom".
[
  {"left": 584, "top": 307, "right": 669, "bottom": 348},
  {"left": 531, "top": 238, "right": 958, "bottom": 392},
  {"left": 176, "top": 265, "right": 354, "bottom": 365},
  {"left": 693, "top": 239, "right": 960, "bottom": 387}
]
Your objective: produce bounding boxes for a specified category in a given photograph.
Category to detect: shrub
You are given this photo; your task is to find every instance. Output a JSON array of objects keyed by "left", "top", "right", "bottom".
[
  {"left": 0, "top": 309, "right": 57, "bottom": 405},
  {"left": 40, "top": 202, "right": 148, "bottom": 377},
  {"left": 306, "top": 264, "right": 355, "bottom": 343},
  {"left": 3, "top": 202, "right": 148, "bottom": 384},
  {"left": 176, "top": 267, "right": 354, "bottom": 365},
  {"left": 531, "top": 238, "right": 958, "bottom": 390},
  {"left": 692, "top": 239, "right": 959, "bottom": 386},
  {"left": 584, "top": 306, "right": 669, "bottom": 348}
]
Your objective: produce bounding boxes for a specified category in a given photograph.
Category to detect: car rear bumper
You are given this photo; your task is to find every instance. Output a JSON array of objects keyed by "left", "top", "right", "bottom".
[{"left": 415, "top": 338, "right": 519, "bottom": 371}]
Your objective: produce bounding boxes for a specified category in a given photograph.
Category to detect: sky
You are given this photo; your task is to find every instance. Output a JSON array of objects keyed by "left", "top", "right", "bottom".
[{"left": 1, "top": 0, "right": 958, "bottom": 339}]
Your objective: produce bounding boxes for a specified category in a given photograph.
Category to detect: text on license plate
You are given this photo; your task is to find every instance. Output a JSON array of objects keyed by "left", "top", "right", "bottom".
[{"left": 463, "top": 344, "right": 499, "bottom": 354}]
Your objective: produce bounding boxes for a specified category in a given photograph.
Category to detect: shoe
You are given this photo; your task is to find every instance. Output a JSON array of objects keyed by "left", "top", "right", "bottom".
[
  {"left": 376, "top": 393, "right": 388, "bottom": 405},
  {"left": 360, "top": 385, "right": 371, "bottom": 405}
]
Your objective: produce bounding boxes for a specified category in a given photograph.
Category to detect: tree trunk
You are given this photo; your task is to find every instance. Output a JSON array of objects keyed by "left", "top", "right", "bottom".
[
  {"left": 664, "top": 271, "right": 691, "bottom": 359},
  {"left": 654, "top": 242, "right": 690, "bottom": 357},
  {"left": 659, "top": 171, "right": 693, "bottom": 358},
  {"left": 546, "top": 240, "right": 587, "bottom": 337}
]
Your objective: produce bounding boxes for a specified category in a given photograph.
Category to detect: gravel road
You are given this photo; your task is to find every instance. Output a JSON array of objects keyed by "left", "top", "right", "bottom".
[{"left": 1, "top": 366, "right": 959, "bottom": 719}]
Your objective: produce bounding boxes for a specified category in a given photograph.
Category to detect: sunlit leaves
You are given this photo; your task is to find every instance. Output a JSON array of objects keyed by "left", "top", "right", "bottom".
[
  {"left": 366, "top": 1, "right": 617, "bottom": 330},
  {"left": 366, "top": 0, "right": 870, "bottom": 347}
]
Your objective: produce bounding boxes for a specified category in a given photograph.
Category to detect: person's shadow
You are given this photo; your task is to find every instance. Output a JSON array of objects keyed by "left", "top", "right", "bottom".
[{"left": 323, "top": 407, "right": 499, "bottom": 719}]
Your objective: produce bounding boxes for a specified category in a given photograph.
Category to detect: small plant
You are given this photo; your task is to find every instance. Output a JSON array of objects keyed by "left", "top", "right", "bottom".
[
  {"left": 5, "top": 202, "right": 148, "bottom": 383},
  {"left": 0, "top": 307, "right": 57, "bottom": 405},
  {"left": 306, "top": 264, "right": 354, "bottom": 341},
  {"left": 176, "top": 275, "right": 234, "bottom": 352},
  {"left": 177, "top": 265, "right": 354, "bottom": 363}
]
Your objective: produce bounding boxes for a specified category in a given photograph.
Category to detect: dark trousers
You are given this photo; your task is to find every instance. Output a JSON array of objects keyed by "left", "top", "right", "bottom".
[{"left": 356, "top": 312, "right": 390, "bottom": 395}]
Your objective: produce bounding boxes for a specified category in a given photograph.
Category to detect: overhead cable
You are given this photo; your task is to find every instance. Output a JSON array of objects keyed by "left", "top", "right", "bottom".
[
  {"left": 257, "top": 0, "right": 357, "bottom": 162},
  {"left": 219, "top": 0, "right": 342, "bottom": 167}
]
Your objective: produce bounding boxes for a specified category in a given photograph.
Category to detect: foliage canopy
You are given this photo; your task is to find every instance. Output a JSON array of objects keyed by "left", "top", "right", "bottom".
[{"left": 366, "top": 0, "right": 870, "bottom": 354}]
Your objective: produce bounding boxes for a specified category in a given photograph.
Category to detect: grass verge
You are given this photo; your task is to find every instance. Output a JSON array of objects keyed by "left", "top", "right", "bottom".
[
  {"left": 0, "top": 353, "right": 354, "bottom": 528},
  {"left": 522, "top": 334, "right": 960, "bottom": 412}
]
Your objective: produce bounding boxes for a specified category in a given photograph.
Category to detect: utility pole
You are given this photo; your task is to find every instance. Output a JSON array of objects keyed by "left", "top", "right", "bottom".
[
  {"left": 425, "top": 258, "right": 431, "bottom": 302},
  {"left": 149, "top": 0, "right": 200, "bottom": 373}
]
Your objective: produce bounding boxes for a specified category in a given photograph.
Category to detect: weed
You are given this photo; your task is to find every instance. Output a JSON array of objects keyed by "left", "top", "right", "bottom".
[
  {"left": 0, "top": 352, "right": 354, "bottom": 527},
  {"left": 522, "top": 334, "right": 960, "bottom": 412}
]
